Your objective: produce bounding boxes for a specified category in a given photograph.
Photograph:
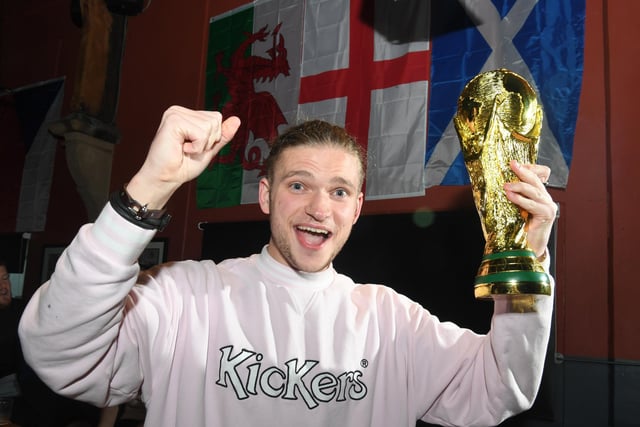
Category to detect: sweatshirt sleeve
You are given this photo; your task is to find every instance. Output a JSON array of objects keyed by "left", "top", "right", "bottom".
[
  {"left": 18, "top": 203, "right": 156, "bottom": 406},
  {"left": 414, "top": 253, "right": 554, "bottom": 427}
]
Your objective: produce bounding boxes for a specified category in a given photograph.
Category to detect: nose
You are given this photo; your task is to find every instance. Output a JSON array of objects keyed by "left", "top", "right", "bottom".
[{"left": 305, "top": 192, "right": 331, "bottom": 221}]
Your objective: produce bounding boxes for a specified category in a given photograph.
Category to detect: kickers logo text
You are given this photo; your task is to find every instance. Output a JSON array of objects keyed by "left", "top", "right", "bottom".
[{"left": 216, "top": 345, "right": 368, "bottom": 409}]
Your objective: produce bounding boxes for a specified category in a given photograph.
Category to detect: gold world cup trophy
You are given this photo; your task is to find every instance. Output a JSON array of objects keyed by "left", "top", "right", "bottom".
[{"left": 453, "top": 69, "right": 552, "bottom": 300}]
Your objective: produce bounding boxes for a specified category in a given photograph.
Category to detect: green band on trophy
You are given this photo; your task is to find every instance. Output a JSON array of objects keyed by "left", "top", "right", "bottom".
[{"left": 482, "top": 249, "right": 537, "bottom": 261}]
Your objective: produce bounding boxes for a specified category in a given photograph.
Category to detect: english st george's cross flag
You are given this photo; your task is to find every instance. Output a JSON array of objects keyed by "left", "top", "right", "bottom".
[{"left": 198, "top": 0, "right": 584, "bottom": 208}]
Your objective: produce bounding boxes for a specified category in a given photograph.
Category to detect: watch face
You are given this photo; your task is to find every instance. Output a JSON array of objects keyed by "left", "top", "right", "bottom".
[{"left": 111, "top": 189, "right": 166, "bottom": 230}]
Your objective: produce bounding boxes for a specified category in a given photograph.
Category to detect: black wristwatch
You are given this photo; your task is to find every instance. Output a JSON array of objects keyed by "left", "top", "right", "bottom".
[{"left": 109, "top": 185, "right": 172, "bottom": 231}]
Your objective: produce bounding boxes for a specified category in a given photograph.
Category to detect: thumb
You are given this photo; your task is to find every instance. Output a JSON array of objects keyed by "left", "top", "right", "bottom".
[{"left": 220, "top": 116, "right": 241, "bottom": 145}]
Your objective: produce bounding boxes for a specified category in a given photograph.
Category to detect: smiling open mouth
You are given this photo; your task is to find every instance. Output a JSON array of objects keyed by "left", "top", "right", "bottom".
[
  {"left": 297, "top": 226, "right": 331, "bottom": 246},
  {"left": 297, "top": 226, "right": 330, "bottom": 237}
]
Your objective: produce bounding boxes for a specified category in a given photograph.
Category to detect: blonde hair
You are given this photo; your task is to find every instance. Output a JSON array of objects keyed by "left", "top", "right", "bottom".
[{"left": 265, "top": 120, "right": 366, "bottom": 188}]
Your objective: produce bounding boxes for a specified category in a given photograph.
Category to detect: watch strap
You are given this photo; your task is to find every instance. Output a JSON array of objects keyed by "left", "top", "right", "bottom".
[{"left": 109, "top": 186, "right": 171, "bottom": 231}]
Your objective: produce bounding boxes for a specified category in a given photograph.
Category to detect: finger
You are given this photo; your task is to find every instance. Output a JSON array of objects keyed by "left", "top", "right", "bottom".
[
  {"left": 180, "top": 111, "right": 222, "bottom": 154},
  {"left": 524, "top": 163, "right": 551, "bottom": 185},
  {"left": 157, "top": 107, "right": 207, "bottom": 152},
  {"left": 504, "top": 178, "right": 556, "bottom": 224},
  {"left": 506, "top": 188, "right": 553, "bottom": 217},
  {"left": 512, "top": 161, "right": 551, "bottom": 186},
  {"left": 187, "top": 114, "right": 240, "bottom": 157},
  {"left": 505, "top": 163, "right": 553, "bottom": 206},
  {"left": 204, "top": 111, "right": 223, "bottom": 151},
  {"left": 509, "top": 161, "right": 548, "bottom": 188},
  {"left": 197, "top": 114, "right": 239, "bottom": 154},
  {"left": 505, "top": 179, "right": 552, "bottom": 205}
]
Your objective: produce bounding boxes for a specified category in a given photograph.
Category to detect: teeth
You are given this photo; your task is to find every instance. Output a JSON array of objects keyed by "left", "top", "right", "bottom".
[{"left": 298, "top": 226, "right": 329, "bottom": 235}]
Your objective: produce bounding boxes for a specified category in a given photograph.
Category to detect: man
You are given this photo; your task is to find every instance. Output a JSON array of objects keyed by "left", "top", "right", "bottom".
[
  {"left": 0, "top": 260, "right": 24, "bottom": 396},
  {"left": 19, "top": 106, "right": 557, "bottom": 426},
  {"left": 0, "top": 261, "right": 15, "bottom": 309}
]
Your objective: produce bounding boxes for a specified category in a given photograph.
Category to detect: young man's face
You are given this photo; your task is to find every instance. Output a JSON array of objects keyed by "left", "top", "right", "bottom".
[
  {"left": 259, "top": 145, "right": 364, "bottom": 273},
  {"left": 0, "top": 265, "right": 12, "bottom": 308}
]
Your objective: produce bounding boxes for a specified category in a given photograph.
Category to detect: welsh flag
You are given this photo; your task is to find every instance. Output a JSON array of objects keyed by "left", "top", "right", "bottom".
[
  {"left": 199, "top": 0, "right": 304, "bottom": 208},
  {"left": 198, "top": 0, "right": 584, "bottom": 208}
]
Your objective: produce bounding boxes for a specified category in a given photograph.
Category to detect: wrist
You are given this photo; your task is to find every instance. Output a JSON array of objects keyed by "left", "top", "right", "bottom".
[
  {"left": 126, "top": 171, "right": 179, "bottom": 210},
  {"left": 109, "top": 185, "right": 172, "bottom": 231}
]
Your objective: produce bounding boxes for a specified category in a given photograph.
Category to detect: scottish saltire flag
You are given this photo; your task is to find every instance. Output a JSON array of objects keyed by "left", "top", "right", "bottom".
[
  {"left": 0, "top": 78, "right": 64, "bottom": 232},
  {"left": 426, "top": 0, "right": 585, "bottom": 188},
  {"left": 199, "top": 0, "right": 430, "bottom": 208}
]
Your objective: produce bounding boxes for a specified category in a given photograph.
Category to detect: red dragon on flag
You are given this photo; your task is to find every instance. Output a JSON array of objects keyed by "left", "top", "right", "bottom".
[{"left": 211, "top": 23, "right": 290, "bottom": 175}]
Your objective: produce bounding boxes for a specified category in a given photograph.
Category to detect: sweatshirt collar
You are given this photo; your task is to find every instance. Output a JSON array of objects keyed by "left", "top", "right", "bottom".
[{"left": 257, "top": 245, "right": 335, "bottom": 291}]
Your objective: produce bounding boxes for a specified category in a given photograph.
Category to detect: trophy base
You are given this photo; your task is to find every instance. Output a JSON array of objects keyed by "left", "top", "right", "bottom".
[{"left": 474, "top": 250, "right": 552, "bottom": 300}]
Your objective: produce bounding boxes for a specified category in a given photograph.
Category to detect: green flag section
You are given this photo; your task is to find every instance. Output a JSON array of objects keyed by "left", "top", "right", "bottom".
[{"left": 198, "top": 6, "right": 254, "bottom": 208}]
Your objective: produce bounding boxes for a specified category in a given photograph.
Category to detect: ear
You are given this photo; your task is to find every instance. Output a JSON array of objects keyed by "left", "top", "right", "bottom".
[
  {"left": 353, "top": 191, "right": 364, "bottom": 225},
  {"left": 258, "top": 177, "right": 271, "bottom": 214}
]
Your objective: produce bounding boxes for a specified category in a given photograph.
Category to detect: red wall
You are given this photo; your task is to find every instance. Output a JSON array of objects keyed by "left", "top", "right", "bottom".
[
  {"left": 1, "top": 0, "right": 638, "bottom": 361},
  {"left": 604, "top": 1, "right": 640, "bottom": 360}
]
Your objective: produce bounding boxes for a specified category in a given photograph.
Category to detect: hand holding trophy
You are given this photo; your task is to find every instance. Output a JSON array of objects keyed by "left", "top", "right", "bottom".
[{"left": 454, "top": 69, "right": 552, "bottom": 301}]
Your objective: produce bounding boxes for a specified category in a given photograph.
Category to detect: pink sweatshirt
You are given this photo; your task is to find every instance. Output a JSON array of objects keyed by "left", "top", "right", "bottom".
[{"left": 19, "top": 205, "right": 553, "bottom": 427}]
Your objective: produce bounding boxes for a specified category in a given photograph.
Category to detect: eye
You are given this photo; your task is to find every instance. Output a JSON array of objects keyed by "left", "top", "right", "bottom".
[
  {"left": 334, "top": 188, "right": 348, "bottom": 198},
  {"left": 290, "top": 182, "right": 304, "bottom": 191}
]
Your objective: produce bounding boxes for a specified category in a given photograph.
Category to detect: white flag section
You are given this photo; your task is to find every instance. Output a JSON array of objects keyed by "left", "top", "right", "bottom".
[
  {"left": 299, "top": 0, "right": 429, "bottom": 200},
  {"left": 366, "top": 81, "right": 428, "bottom": 199},
  {"left": 252, "top": 0, "right": 303, "bottom": 123},
  {"left": 301, "top": 0, "right": 350, "bottom": 77},
  {"left": 297, "top": 0, "right": 350, "bottom": 124}
]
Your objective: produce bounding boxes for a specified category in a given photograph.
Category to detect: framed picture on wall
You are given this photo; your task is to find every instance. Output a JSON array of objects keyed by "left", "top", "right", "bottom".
[
  {"left": 139, "top": 238, "right": 168, "bottom": 270},
  {"left": 41, "top": 245, "right": 66, "bottom": 282}
]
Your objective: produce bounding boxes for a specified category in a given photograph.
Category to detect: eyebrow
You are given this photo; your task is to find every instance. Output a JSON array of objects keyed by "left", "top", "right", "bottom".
[{"left": 282, "top": 170, "right": 357, "bottom": 190}]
